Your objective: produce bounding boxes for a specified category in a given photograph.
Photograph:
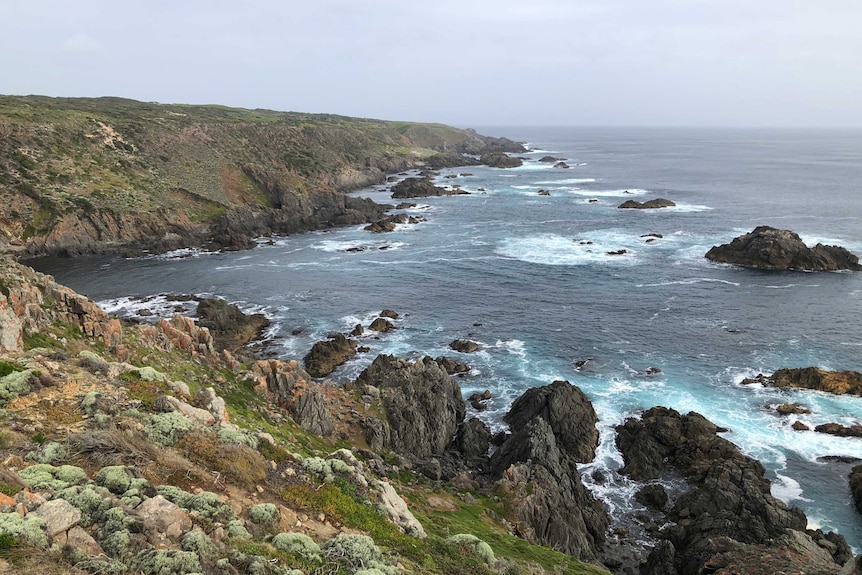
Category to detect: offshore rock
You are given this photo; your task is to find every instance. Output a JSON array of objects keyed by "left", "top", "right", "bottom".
[
  {"left": 195, "top": 298, "right": 270, "bottom": 352},
  {"left": 353, "top": 354, "right": 465, "bottom": 459},
  {"left": 616, "top": 407, "right": 851, "bottom": 574},
  {"left": 390, "top": 177, "right": 465, "bottom": 199},
  {"left": 303, "top": 333, "right": 357, "bottom": 378},
  {"left": 743, "top": 367, "right": 862, "bottom": 396},
  {"left": 618, "top": 198, "right": 676, "bottom": 209},
  {"left": 480, "top": 152, "right": 523, "bottom": 168},
  {"left": 851, "top": 465, "right": 862, "bottom": 514},
  {"left": 449, "top": 339, "right": 480, "bottom": 353},
  {"left": 705, "top": 226, "right": 862, "bottom": 271}
]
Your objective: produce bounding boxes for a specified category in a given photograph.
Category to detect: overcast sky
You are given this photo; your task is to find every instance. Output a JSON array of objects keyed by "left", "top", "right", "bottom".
[{"left": 2, "top": 0, "right": 861, "bottom": 127}]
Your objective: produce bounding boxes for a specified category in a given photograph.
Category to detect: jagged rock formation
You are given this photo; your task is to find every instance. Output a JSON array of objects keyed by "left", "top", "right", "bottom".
[
  {"left": 742, "top": 367, "right": 862, "bottom": 396},
  {"left": 353, "top": 354, "right": 466, "bottom": 459},
  {"left": 195, "top": 297, "right": 270, "bottom": 352},
  {"left": 618, "top": 198, "right": 676, "bottom": 209},
  {"left": 425, "top": 152, "right": 483, "bottom": 169},
  {"left": 250, "top": 358, "right": 333, "bottom": 436},
  {"left": 490, "top": 380, "right": 608, "bottom": 560},
  {"left": 615, "top": 407, "right": 854, "bottom": 574},
  {"left": 390, "top": 177, "right": 466, "bottom": 199},
  {"left": 0, "top": 254, "right": 122, "bottom": 352},
  {"left": 0, "top": 95, "right": 517, "bottom": 256},
  {"left": 480, "top": 152, "right": 523, "bottom": 168},
  {"left": 705, "top": 226, "right": 862, "bottom": 271},
  {"left": 303, "top": 333, "right": 358, "bottom": 378}
]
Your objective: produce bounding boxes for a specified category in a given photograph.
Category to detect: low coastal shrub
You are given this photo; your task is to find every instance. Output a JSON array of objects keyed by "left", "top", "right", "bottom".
[
  {"left": 181, "top": 529, "right": 218, "bottom": 559},
  {"left": 18, "top": 463, "right": 87, "bottom": 491},
  {"left": 0, "top": 369, "right": 35, "bottom": 405},
  {"left": 446, "top": 534, "right": 496, "bottom": 566},
  {"left": 225, "top": 519, "right": 252, "bottom": 539},
  {"left": 217, "top": 426, "right": 258, "bottom": 448},
  {"left": 177, "top": 431, "right": 266, "bottom": 488},
  {"left": 132, "top": 548, "right": 202, "bottom": 575},
  {"left": 78, "top": 350, "right": 111, "bottom": 375},
  {"left": 0, "top": 513, "right": 48, "bottom": 548},
  {"left": 248, "top": 503, "right": 278, "bottom": 524},
  {"left": 26, "top": 440, "right": 67, "bottom": 464},
  {"left": 322, "top": 533, "right": 396, "bottom": 575},
  {"left": 157, "top": 485, "right": 231, "bottom": 520},
  {"left": 145, "top": 411, "right": 194, "bottom": 446},
  {"left": 270, "top": 532, "right": 322, "bottom": 562}
]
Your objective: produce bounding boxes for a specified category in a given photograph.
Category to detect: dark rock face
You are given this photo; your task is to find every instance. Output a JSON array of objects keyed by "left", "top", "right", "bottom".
[
  {"left": 618, "top": 198, "right": 676, "bottom": 209},
  {"left": 354, "top": 354, "right": 465, "bottom": 459},
  {"left": 449, "top": 339, "right": 480, "bottom": 353},
  {"left": 480, "top": 152, "right": 523, "bottom": 168},
  {"left": 303, "top": 333, "right": 358, "bottom": 378},
  {"left": 635, "top": 484, "right": 669, "bottom": 511},
  {"left": 453, "top": 417, "right": 492, "bottom": 459},
  {"left": 195, "top": 298, "right": 270, "bottom": 352},
  {"left": 364, "top": 214, "right": 408, "bottom": 233},
  {"left": 776, "top": 402, "right": 811, "bottom": 415},
  {"left": 491, "top": 380, "right": 608, "bottom": 560},
  {"left": 616, "top": 407, "right": 851, "bottom": 574},
  {"left": 814, "top": 422, "right": 862, "bottom": 438},
  {"left": 425, "top": 153, "right": 482, "bottom": 169},
  {"left": 538, "top": 156, "right": 565, "bottom": 163},
  {"left": 705, "top": 226, "right": 862, "bottom": 271},
  {"left": 434, "top": 356, "right": 471, "bottom": 375},
  {"left": 368, "top": 317, "right": 395, "bottom": 332},
  {"left": 501, "top": 379, "right": 599, "bottom": 464},
  {"left": 744, "top": 367, "right": 862, "bottom": 396},
  {"left": 554, "top": 161, "right": 570, "bottom": 169},
  {"left": 391, "top": 177, "right": 466, "bottom": 199},
  {"left": 851, "top": 465, "right": 862, "bottom": 514}
]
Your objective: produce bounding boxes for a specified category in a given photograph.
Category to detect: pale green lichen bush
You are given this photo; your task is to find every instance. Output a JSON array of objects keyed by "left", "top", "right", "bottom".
[
  {"left": 248, "top": 503, "right": 278, "bottom": 524},
  {"left": 0, "top": 369, "right": 35, "bottom": 405},
  {"left": 97, "top": 506, "right": 134, "bottom": 558},
  {"left": 182, "top": 530, "right": 217, "bottom": 559},
  {"left": 447, "top": 533, "right": 496, "bottom": 565},
  {"left": 145, "top": 411, "right": 194, "bottom": 446},
  {"left": 55, "top": 484, "right": 112, "bottom": 526},
  {"left": 18, "top": 463, "right": 87, "bottom": 490},
  {"left": 95, "top": 465, "right": 133, "bottom": 494},
  {"left": 302, "top": 456, "right": 353, "bottom": 483},
  {"left": 157, "top": 486, "right": 230, "bottom": 520},
  {"left": 80, "top": 390, "right": 100, "bottom": 416},
  {"left": 132, "top": 548, "right": 202, "bottom": 575},
  {"left": 271, "top": 532, "right": 322, "bottom": 562},
  {"left": 0, "top": 512, "right": 48, "bottom": 548},
  {"left": 78, "top": 350, "right": 111, "bottom": 375},
  {"left": 322, "top": 534, "right": 396, "bottom": 575},
  {"left": 127, "top": 366, "right": 170, "bottom": 383},
  {"left": 217, "top": 426, "right": 258, "bottom": 448},
  {"left": 27, "top": 440, "right": 67, "bottom": 464},
  {"left": 225, "top": 519, "right": 252, "bottom": 539}
]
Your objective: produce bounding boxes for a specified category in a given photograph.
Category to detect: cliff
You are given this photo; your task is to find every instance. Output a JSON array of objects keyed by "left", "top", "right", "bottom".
[{"left": 0, "top": 95, "right": 520, "bottom": 256}]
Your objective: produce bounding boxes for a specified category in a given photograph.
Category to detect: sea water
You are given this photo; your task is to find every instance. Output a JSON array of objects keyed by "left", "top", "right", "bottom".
[{"left": 32, "top": 127, "right": 862, "bottom": 548}]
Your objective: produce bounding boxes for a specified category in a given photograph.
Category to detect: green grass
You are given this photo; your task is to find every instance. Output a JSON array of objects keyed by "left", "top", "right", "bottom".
[{"left": 0, "top": 361, "right": 21, "bottom": 378}]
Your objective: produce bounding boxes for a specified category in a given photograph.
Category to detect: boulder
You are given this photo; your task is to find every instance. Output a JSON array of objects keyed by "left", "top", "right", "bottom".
[
  {"left": 537, "top": 189, "right": 551, "bottom": 196},
  {"left": 354, "top": 355, "right": 466, "bottom": 459},
  {"left": 32, "top": 499, "right": 81, "bottom": 538},
  {"left": 369, "top": 317, "right": 395, "bottom": 333},
  {"left": 814, "top": 423, "right": 862, "bottom": 438},
  {"left": 467, "top": 389, "right": 491, "bottom": 411},
  {"left": 618, "top": 198, "right": 676, "bottom": 209},
  {"left": 538, "top": 156, "right": 565, "bottom": 163},
  {"left": 449, "top": 339, "right": 480, "bottom": 353},
  {"left": 705, "top": 226, "right": 862, "bottom": 271},
  {"left": 391, "top": 178, "right": 466, "bottom": 199},
  {"left": 364, "top": 214, "right": 408, "bottom": 233},
  {"left": 434, "top": 356, "right": 471, "bottom": 375},
  {"left": 635, "top": 483, "right": 669, "bottom": 511},
  {"left": 851, "top": 465, "right": 862, "bottom": 514},
  {"left": 195, "top": 298, "right": 270, "bottom": 352},
  {"left": 554, "top": 161, "right": 570, "bottom": 169},
  {"left": 134, "top": 495, "right": 193, "bottom": 544},
  {"left": 616, "top": 407, "right": 851, "bottom": 574},
  {"left": 303, "top": 333, "right": 358, "bottom": 378},
  {"left": 379, "top": 309, "right": 399, "bottom": 319},
  {"left": 453, "top": 417, "right": 491, "bottom": 459},
  {"left": 776, "top": 402, "right": 811, "bottom": 415},
  {"left": 395, "top": 202, "right": 416, "bottom": 209},
  {"left": 480, "top": 152, "right": 523, "bottom": 168},
  {"left": 747, "top": 367, "right": 862, "bottom": 396}
]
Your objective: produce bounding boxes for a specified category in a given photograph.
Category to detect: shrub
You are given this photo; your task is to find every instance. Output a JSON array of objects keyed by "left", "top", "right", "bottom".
[
  {"left": 0, "top": 512, "right": 48, "bottom": 548},
  {"left": 95, "top": 465, "right": 134, "bottom": 495},
  {"left": 181, "top": 529, "right": 218, "bottom": 559},
  {"left": 177, "top": 432, "right": 266, "bottom": 488},
  {"left": 446, "top": 534, "right": 496, "bottom": 566},
  {"left": 225, "top": 519, "right": 252, "bottom": 539},
  {"left": 26, "top": 440, "right": 67, "bottom": 464},
  {"left": 0, "top": 369, "right": 35, "bottom": 405},
  {"left": 271, "top": 532, "right": 322, "bottom": 562},
  {"left": 301, "top": 456, "right": 353, "bottom": 484},
  {"left": 56, "top": 484, "right": 112, "bottom": 526},
  {"left": 78, "top": 350, "right": 111, "bottom": 375},
  {"left": 248, "top": 503, "right": 278, "bottom": 525},
  {"left": 132, "top": 548, "right": 202, "bottom": 575},
  {"left": 18, "top": 463, "right": 87, "bottom": 491},
  {"left": 145, "top": 411, "right": 194, "bottom": 446},
  {"left": 217, "top": 427, "right": 258, "bottom": 448},
  {"left": 157, "top": 486, "right": 231, "bottom": 521},
  {"left": 322, "top": 534, "right": 396, "bottom": 575}
]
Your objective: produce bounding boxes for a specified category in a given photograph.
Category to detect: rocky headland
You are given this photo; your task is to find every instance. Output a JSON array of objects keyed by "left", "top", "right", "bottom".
[
  {"left": 0, "top": 95, "right": 523, "bottom": 258},
  {"left": 705, "top": 226, "right": 862, "bottom": 271}
]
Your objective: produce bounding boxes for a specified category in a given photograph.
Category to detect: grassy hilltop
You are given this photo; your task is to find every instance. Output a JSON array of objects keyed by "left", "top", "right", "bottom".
[{"left": 0, "top": 95, "right": 510, "bottom": 256}]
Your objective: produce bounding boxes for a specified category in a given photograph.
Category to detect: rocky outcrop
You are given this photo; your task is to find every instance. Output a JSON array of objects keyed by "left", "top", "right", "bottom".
[
  {"left": 480, "top": 152, "right": 523, "bottom": 168},
  {"left": 618, "top": 198, "right": 676, "bottom": 209},
  {"left": 303, "top": 333, "right": 358, "bottom": 378},
  {"left": 538, "top": 156, "right": 565, "bottom": 163},
  {"left": 390, "top": 177, "right": 466, "bottom": 199},
  {"left": 743, "top": 367, "right": 862, "bottom": 396},
  {"left": 353, "top": 354, "right": 465, "bottom": 459},
  {"left": 0, "top": 255, "right": 123, "bottom": 351},
  {"left": 425, "top": 153, "right": 482, "bottom": 169},
  {"left": 449, "top": 339, "right": 480, "bottom": 353},
  {"left": 705, "top": 226, "right": 862, "bottom": 271},
  {"left": 616, "top": 407, "right": 852, "bottom": 574},
  {"left": 851, "top": 465, "right": 862, "bottom": 514},
  {"left": 250, "top": 359, "right": 333, "bottom": 436},
  {"left": 195, "top": 298, "right": 270, "bottom": 352},
  {"left": 490, "top": 380, "right": 608, "bottom": 560}
]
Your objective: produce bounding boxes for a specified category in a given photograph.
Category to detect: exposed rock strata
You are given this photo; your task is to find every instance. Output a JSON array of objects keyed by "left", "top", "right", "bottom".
[{"left": 705, "top": 226, "right": 862, "bottom": 271}]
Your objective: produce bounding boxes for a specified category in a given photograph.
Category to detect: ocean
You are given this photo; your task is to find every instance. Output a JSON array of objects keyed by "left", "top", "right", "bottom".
[{"left": 31, "top": 127, "right": 862, "bottom": 549}]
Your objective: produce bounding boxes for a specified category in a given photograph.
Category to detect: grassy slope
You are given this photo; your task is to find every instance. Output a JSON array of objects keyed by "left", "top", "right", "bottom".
[{"left": 0, "top": 95, "right": 484, "bottom": 252}]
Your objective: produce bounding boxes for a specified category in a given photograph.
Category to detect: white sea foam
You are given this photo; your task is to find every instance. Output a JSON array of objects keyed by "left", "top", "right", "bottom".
[
  {"left": 567, "top": 188, "right": 649, "bottom": 197},
  {"left": 496, "top": 231, "right": 644, "bottom": 266},
  {"left": 313, "top": 239, "right": 407, "bottom": 253},
  {"left": 636, "top": 278, "right": 741, "bottom": 288},
  {"left": 535, "top": 178, "right": 597, "bottom": 185}
]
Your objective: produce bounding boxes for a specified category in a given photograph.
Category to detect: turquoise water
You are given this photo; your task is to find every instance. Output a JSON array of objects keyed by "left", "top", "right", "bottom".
[{"left": 33, "top": 127, "right": 862, "bottom": 548}]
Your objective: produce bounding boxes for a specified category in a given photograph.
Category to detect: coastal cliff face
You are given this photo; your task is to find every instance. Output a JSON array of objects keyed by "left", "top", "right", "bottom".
[{"left": 0, "top": 96, "right": 519, "bottom": 256}]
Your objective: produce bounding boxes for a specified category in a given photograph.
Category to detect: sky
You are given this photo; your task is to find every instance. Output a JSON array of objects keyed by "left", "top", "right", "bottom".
[{"left": 1, "top": 0, "right": 861, "bottom": 128}]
